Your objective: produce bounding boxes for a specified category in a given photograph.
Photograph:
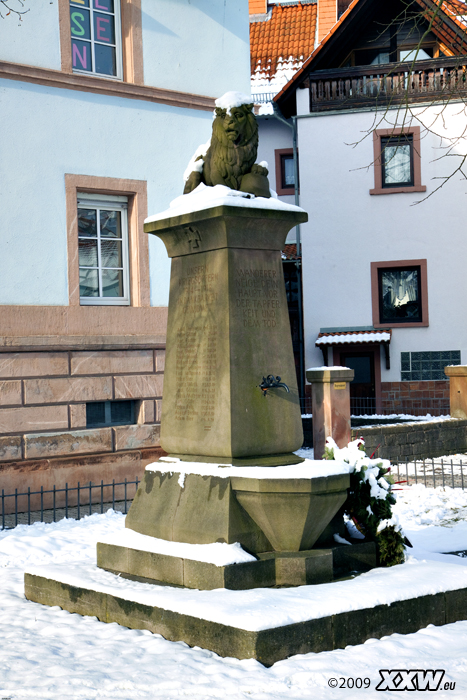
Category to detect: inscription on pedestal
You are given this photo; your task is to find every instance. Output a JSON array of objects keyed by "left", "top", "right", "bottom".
[
  {"left": 235, "top": 268, "right": 281, "bottom": 329},
  {"left": 174, "top": 264, "right": 219, "bottom": 430}
]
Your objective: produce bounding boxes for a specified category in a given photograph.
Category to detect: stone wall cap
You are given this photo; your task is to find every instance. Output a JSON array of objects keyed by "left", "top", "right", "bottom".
[
  {"left": 306, "top": 367, "right": 355, "bottom": 383},
  {"left": 445, "top": 365, "right": 467, "bottom": 377}
]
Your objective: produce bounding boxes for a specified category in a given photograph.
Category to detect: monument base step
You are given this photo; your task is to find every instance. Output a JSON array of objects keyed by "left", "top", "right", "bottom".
[
  {"left": 24, "top": 560, "right": 467, "bottom": 667},
  {"left": 168, "top": 452, "right": 305, "bottom": 466},
  {"left": 97, "top": 535, "right": 377, "bottom": 590}
]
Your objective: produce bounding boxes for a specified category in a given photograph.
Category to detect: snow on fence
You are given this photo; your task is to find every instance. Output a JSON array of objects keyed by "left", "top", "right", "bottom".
[
  {"left": 0, "top": 477, "right": 139, "bottom": 531},
  {"left": 1, "top": 459, "right": 467, "bottom": 531},
  {"left": 392, "top": 457, "right": 467, "bottom": 491}
]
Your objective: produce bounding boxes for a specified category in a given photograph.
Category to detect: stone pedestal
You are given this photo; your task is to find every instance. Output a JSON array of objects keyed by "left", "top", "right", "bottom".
[
  {"left": 144, "top": 205, "right": 307, "bottom": 465},
  {"left": 445, "top": 365, "right": 467, "bottom": 419},
  {"left": 306, "top": 367, "right": 355, "bottom": 459},
  {"left": 124, "top": 463, "right": 350, "bottom": 555}
]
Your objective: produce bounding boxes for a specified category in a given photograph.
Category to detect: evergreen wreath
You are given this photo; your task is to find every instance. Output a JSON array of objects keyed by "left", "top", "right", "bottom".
[{"left": 324, "top": 437, "right": 406, "bottom": 567}]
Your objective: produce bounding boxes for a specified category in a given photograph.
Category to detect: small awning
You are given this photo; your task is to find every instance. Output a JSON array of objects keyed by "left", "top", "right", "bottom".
[
  {"left": 316, "top": 330, "right": 391, "bottom": 346},
  {"left": 315, "top": 329, "right": 392, "bottom": 369}
]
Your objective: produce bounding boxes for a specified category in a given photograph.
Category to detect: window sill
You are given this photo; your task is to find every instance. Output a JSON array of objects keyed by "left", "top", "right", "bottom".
[
  {"left": 373, "top": 320, "right": 429, "bottom": 328},
  {"left": 370, "top": 185, "right": 427, "bottom": 195},
  {"left": 80, "top": 299, "right": 130, "bottom": 306}
]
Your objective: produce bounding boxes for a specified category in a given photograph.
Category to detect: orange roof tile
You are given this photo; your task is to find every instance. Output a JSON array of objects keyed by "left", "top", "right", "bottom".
[{"left": 250, "top": 2, "right": 317, "bottom": 82}]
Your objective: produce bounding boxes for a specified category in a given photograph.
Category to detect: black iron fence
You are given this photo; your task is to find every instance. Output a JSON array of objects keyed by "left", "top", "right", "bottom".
[
  {"left": 351, "top": 397, "right": 449, "bottom": 418},
  {"left": 301, "top": 397, "right": 450, "bottom": 418},
  {"left": 1, "top": 458, "right": 466, "bottom": 531},
  {"left": 392, "top": 457, "right": 466, "bottom": 491},
  {"left": 1, "top": 477, "right": 139, "bottom": 531}
]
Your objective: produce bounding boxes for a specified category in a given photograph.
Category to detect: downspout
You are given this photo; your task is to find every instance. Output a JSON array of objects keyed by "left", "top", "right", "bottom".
[{"left": 272, "top": 103, "right": 305, "bottom": 400}]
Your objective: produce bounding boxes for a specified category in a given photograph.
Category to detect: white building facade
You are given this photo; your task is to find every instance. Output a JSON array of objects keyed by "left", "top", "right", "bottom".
[
  {"left": 0, "top": 0, "right": 250, "bottom": 499},
  {"left": 254, "top": 0, "right": 467, "bottom": 415}
]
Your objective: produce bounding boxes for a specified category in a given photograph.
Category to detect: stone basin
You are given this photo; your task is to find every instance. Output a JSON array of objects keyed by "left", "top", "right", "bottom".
[{"left": 232, "top": 473, "right": 350, "bottom": 552}]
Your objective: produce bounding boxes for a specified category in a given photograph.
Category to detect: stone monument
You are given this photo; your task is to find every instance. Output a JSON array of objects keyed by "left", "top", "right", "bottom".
[
  {"left": 24, "top": 94, "right": 467, "bottom": 667},
  {"left": 98, "top": 93, "right": 354, "bottom": 585}
]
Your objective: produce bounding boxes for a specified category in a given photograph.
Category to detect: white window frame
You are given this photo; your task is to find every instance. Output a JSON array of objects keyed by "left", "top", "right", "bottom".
[
  {"left": 78, "top": 192, "right": 130, "bottom": 306},
  {"left": 69, "top": 0, "right": 123, "bottom": 81}
]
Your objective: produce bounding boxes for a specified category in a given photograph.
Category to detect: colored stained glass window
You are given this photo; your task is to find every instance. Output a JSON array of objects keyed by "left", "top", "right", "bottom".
[{"left": 70, "top": 0, "right": 121, "bottom": 78}]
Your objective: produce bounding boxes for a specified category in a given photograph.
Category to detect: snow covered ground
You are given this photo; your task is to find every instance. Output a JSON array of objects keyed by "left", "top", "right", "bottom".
[{"left": 2, "top": 485, "right": 467, "bottom": 698}]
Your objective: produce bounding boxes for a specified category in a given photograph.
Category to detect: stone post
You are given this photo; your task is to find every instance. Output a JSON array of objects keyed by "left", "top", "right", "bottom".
[
  {"left": 444, "top": 365, "right": 467, "bottom": 418},
  {"left": 306, "top": 367, "right": 355, "bottom": 459}
]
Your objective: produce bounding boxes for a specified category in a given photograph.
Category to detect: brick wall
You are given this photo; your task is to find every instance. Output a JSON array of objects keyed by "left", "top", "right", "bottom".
[
  {"left": 381, "top": 380, "right": 450, "bottom": 415},
  {"left": 351, "top": 419, "right": 467, "bottom": 461},
  {"left": 0, "top": 348, "right": 165, "bottom": 509}
]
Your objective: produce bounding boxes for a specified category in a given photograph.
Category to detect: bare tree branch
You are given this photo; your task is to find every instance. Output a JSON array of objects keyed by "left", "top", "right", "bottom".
[{"left": 0, "top": 0, "right": 30, "bottom": 21}]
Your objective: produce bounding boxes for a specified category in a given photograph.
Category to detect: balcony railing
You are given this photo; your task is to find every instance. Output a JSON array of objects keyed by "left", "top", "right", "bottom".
[{"left": 308, "top": 56, "right": 467, "bottom": 112}]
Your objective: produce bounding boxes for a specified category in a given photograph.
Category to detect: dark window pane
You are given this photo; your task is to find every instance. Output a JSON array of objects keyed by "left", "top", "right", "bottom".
[
  {"left": 71, "top": 0, "right": 90, "bottom": 7},
  {"left": 379, "top": 267, "right": 422, "bottom": 323},
  {"left": 94, "top": 11, "right": 115, "bottom": 44},
  {"left": 282, "top": 156, "right": 295, "bottom": 187},
  {"left": 78, "top": 208, "right": 97, "bottom": 237},
  {"left": 100, "top": 210, "right": 121, "bottom": 237},
  {"left": 79, "top": 238, "right": 98, "bottom": 267},
  {"left": 93, "top": 0, "right": 114, "bottom": 11},
  {"left": 401, "top": 372, "right": 411, "bottom": 381},
  {"left": 382, "top": 136, "right": 413, "bottom": 187},
  {"left": 101, "top": 239, "right": 122, "bottom": 268},
  {"left": 86, "top": 401, "right": 106, "bottom": 427},
  {"left": 102, "top": 269, "right": 123, "bottom": 297},
  {"left": 80, "top": 268, "right": 99, "bottom": 297},
  {"left": 72, "top": 38, "right": 92, "bottom": 71},
  {"left": 110, "top": 401, "right": 133, "bottom": 424},
  {"left": 95, "top": 43, "right": 116, "bottom": 75},
  {"left": 70, "top": 7, "right": 91, "bottom": 40}
]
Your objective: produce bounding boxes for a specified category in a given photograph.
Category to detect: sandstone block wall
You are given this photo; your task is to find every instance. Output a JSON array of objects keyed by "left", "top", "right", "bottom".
[
  {"left": 351, "top": 418, "right": 467, "bottom": 461},
  {"left": 0, "top": 348, "right": 165, "bottom": 510}
]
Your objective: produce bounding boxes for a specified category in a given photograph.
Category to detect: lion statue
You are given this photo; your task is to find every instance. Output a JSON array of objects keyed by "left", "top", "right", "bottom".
[{"left": 183, "top": 92, "right": 271, "bottom": 199}]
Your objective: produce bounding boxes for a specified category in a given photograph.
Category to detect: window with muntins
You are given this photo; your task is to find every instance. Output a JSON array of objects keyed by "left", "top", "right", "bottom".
[
  {"left": 70, "top": 0, "right": 122, "bottom": 78},
  {"left": 78, "top": 193, "right": 129, "bottom": 305},
  {"left": 381, "top": 135, "right": 414, "bottom": 188},
  {"left": 86, "top": 400, "right": 136, "bottom": 427},
  {"left": 370, "top": 127, "right": 426, "bottom": 195}
]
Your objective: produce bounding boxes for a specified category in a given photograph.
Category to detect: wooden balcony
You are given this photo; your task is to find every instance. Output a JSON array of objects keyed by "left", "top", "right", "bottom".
[{"left": 307, "top": 56, "right": 467, "bottom": 112}]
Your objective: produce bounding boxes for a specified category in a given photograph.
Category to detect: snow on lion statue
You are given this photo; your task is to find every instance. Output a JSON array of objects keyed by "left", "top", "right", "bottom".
[{"left": 183, "top": 92, "right": 271, "bottom": 199}]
